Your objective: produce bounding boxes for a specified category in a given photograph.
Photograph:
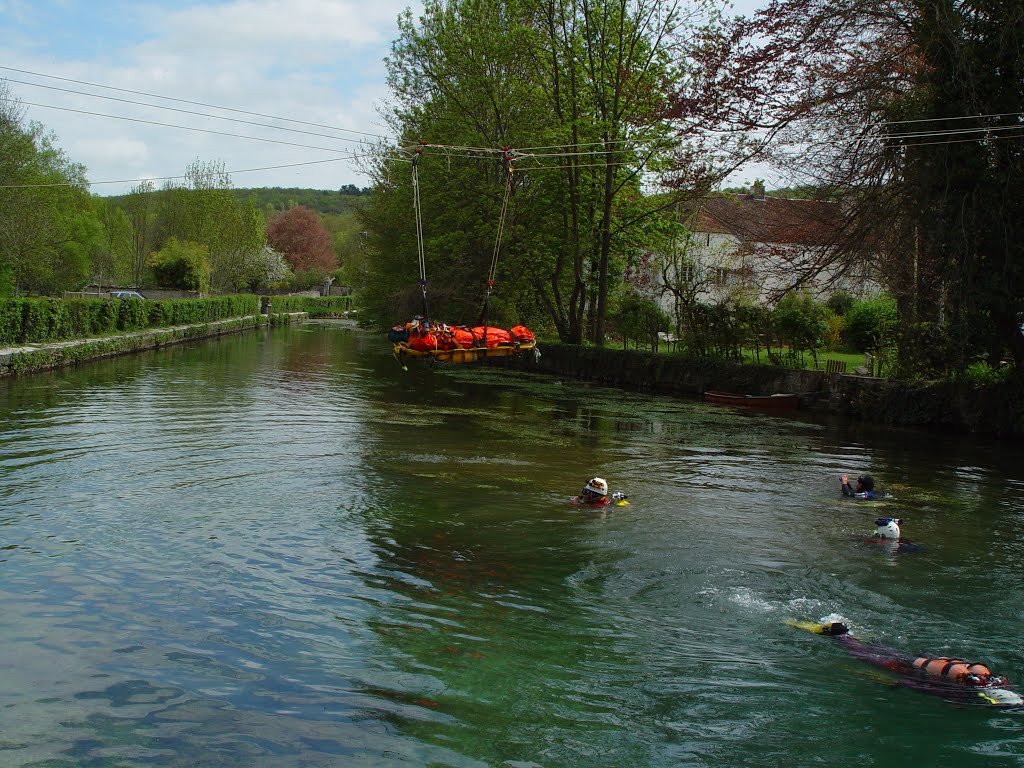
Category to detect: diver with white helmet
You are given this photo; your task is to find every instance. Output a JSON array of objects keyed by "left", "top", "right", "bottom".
[
  {"left": 867, "top": 516, "right": 923, "bottom": 553},
  {"left": 572, "top": 477, "right": 628, "bottom": 507}
]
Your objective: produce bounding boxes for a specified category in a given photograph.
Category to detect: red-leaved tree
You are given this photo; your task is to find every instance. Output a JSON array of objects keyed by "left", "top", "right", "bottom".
[{"left": 266, "top": 206, "right": 337, "bottom": 273}]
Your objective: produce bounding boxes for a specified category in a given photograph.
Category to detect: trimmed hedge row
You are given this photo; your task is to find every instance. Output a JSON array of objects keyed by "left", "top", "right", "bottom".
[
  {"left": 0, "top": 296, "right": 259, "bottom": 345},
  {"left": 263, "top": 296, "right": 350, "bottom": 316},
  {"left": 1, "top": 316, "right": 264, "bottom": 375}
]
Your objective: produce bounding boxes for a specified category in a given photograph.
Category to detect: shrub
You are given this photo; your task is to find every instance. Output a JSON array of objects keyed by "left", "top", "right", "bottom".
[
  {"left": 149, "top": 238, "right": 211, "bottom": 293},
  {"left": 826, "top": 291, "right": 855, "bottom": 316},
  {"left": 773, "top": 293, "right": 827, "bottom": 362},
  {"left": 962, "top": 361, "right": 1012, "bottom": 387},
  {"left": 844, "top": 296, "right": 897, "bottom": 351},
  {"left": 0, "top": 295, "right": 259, "bottom": 344},
  {"left": 613, "top": 294, "right": 670, "bottom": 351}
]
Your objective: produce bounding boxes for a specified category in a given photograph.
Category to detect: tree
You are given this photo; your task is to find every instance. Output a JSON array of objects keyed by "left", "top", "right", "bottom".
[
  {"left": 365, "top": 0, "right": 701, "bottom": 341},
  {"left": 149, "top": 237, "right": 210, "bottom": 292},
  {"left": 0, "top": 81, "right": 103, "bottom": 295},
  {"left": 151, "top": 160, "right": 265, "bottom": 292},
  {"left": 685, "top": 0, "right": 1024, "bottom": 372},
  {"left": 92, "top": 197, "right": 134, "bottom": 285},
  {"left": 121, "top": 181, "right": 157, "bottom": 286},
  {"left": 266, "top": 206, "right": 337, "bottom": 275}
]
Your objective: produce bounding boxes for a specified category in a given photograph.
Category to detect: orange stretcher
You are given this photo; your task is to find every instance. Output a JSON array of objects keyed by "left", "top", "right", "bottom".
[{"left": 389, "top": 321, "right": 536, "bottom": 365}]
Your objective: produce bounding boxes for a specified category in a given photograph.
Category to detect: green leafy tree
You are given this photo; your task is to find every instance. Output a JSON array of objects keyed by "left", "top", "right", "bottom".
[
  {"left": 844, "top": 295, "right": 897, "bottom": 353},
  {"left": 121, "top": 181, "right": 158, "bottom": 286},
  {"left": 92, "top": 198, "right": 135, "bottom": 286},
  {"left": 613, "top": 293, "right": 669, "bottom": 351},
  {"left": 367, "top": 0, "right": 694, "bottom": 340},
  {"left": 0, "top": 81, "right": 103, "bottom": 295},
  {"left": 149, "top": 238, "right": 211, "bottom": 293},
  {"left": 152, "top": 160, "right": 265, "bottom": 292},
  {"left": 773, "top": 293, "right": 827, "bottom": 366}
]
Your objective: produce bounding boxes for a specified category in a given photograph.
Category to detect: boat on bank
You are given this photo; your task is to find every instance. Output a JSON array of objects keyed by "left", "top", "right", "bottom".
[{"left": 703, "top": 390, "right": 800, "bottom": 411}]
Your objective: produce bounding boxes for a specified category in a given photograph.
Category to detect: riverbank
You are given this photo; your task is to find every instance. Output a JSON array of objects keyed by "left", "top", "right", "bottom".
[
  {"left": 0, "top": 312, "right": 307, "bottom": 377},
  {"left": 496, "top": 342, "right": 1024, "bottom": 439}
]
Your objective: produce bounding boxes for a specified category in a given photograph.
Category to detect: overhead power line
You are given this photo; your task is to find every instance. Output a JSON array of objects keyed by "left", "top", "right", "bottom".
[
  {"left": 0, "top": 152, "right": 382, "bottom": 190},
  {"left": 2, "top": 77, "right": 376, "bottom": 146},
  {"left": 0, "top": 65, "right": 392, "bottom": 141},
  {"left": 2, "top": 98, "right": 372, "bottom": 155}
]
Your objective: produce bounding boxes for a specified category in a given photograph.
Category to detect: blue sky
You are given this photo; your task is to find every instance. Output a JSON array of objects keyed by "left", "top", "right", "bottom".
[
  {"left": 1, "top": 0, "right": 413, "bottom": 193},
  {"left": 1, "top": 0, "right": 763, "bottom": 194}
]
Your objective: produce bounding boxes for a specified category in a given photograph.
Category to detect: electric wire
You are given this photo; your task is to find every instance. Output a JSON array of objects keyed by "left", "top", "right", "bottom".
[
  {"left": 2, "top": 77, "right": 378, "bottom": 146},
  {"left": 0, "top": 154, "right": 364, "bottom": 190},
  {"left": 0, "top": 65, "right": 392, "bottom": 140},
  {"left": 4, "top": 99, "right": 372, "bottom": 154}
]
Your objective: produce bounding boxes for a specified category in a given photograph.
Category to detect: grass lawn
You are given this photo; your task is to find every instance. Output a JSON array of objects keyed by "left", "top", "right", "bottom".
[
  {"left": 602, "top": 338, "right": 869, "bottom": 372},
  {"left": 740, "top": 349, "right": 867, "bottom": 371}
]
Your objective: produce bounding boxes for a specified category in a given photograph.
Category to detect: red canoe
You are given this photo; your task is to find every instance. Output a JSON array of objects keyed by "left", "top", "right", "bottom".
[{"left": 703, "top": 391, "right": 800, "bottom": 410}]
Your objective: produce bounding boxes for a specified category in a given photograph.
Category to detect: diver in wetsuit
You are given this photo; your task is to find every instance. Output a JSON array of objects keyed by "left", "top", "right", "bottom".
[
  {"left": 789, "top": 620, "right": 1021, "bottom": 707},
  {"left": 841, "top": 473, "right": 884, "bottom": 499}
]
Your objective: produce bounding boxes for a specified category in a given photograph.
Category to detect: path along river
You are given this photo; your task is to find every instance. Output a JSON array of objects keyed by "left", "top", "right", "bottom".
[{"left": 2, "top": 321, "right": 1024, "bottom": 767}]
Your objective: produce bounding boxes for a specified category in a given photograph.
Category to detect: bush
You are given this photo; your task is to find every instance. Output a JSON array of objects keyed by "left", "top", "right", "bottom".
[
  {"left": 962, "top": 361, "right": 1012, "bottom": 387},
  {"left": 844, "top": 296, "right": 897, "bottom": 351},
  {"left": 826, "top": 291, "right": 855, "bottom": 316},
  {"left": 613, "top": 294, "right": 670, "bottom": 351},
  {"left": 262, "top": 295, "right": 351, "bottom": 316},
  {"left": 149, "top": 238, "right": 211, "bottom": 293},
  {"left": 0, "top": 295, "right": 260, "bottom": 344},
  {"left": 773, "top": 293, "right": 827, "bottom": 362},
  {"left": 822, "top": 310, "right": 845, "bottom": 352}
]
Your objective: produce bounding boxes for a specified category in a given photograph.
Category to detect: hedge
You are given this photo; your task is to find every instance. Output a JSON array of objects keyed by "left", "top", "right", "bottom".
[
  {"left": 260, "top": 295, "right": 350, "bottom": 316},
  {"left": 0, "top": 295, "right": 259, "bottom": 345}
]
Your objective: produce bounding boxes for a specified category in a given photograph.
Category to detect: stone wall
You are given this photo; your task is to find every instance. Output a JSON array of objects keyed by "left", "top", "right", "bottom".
[
  {"left": 497, "top": 342, "right": 1024, "bottom": 439},
  {"left": 828, "top": 374, "right": 1024, "bottom": 438},
  {"left": 496, "top": 343, "right": 825, "bottom": 402}
]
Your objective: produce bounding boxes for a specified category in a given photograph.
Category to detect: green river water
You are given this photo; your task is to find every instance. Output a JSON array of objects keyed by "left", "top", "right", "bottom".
[{"left": 1, "top": 321, "right": 1023, "bottom": 767}]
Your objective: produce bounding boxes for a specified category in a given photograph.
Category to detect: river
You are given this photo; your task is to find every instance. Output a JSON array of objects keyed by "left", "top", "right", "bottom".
[{"left": 2, "top": 321, "right": 1023, "bottom": 767}]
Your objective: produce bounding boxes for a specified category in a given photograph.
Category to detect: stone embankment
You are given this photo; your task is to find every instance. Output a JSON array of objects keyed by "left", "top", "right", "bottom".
[
  {"left": 0, "top": 312, "right": 306, "bottom": 377},
  {"left": 496, "top": 342, "right": 1024, "bottom": 439}
]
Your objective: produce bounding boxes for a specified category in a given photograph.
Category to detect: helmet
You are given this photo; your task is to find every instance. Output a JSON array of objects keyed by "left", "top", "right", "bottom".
[
  {"left": 874, "top": 517, "right": 901, "bottom": 539},
  {"left": 583, "top": 477, "right": 608, "bottom": 497},
  {"left": 856, "top": 474, "right": 875, "bottom": 492}
]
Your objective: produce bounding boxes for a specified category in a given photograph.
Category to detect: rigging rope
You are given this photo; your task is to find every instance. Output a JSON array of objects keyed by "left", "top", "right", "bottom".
[
  {"left": 477, "top": 148, "right": 512, "bottom": 342},
  {"left": 412, "top": 144, "right": 429, "bottom": 321}
]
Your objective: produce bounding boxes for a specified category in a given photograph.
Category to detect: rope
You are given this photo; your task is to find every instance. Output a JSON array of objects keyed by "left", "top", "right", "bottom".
[
  {"left": 487, "top": 148, "right": 515, "bottom": 289},
  {"left": 412, "top": 145, "right": 429, "bottom": 320},
  {"left": 481, "top": 148, "right": 515, "bottom": 343}
]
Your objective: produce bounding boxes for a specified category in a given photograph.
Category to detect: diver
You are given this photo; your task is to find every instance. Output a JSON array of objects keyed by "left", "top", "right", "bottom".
[
  {"left": 841, "top": 473, "right": 888, "bottom": 499},
  {"left": 868, "top": 516, "right": 922, "bottom": 553},
  {"left": 572, "top": 477, "right": 628, "bottom": 507},
  {"left": 788, "top": 619, "right": 1022, "bottom": 707}
]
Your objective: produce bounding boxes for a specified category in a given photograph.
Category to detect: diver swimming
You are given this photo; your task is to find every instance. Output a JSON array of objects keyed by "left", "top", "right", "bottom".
[
  {"left": 571, "top": 477, "right": 629, "bottom": 507},
  {"left": 841, "top": 473, "right": 891, "bottom": 500},
  {"left": 789, "top": 619, "right": 1022, "bottom": 708},
  {"left": 866, "top": 517, "right": 923, "bottom": 553}
]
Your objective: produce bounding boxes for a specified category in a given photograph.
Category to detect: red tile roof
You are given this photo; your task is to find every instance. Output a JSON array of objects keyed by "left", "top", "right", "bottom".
[{"left": 692, "top": 195, "right": 839, "bottom": 246}]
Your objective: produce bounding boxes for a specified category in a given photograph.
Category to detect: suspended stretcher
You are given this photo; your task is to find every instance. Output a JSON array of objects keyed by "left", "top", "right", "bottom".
[
  {"left": 389, "top": 319, "right": 536, "bottom": 365},
  {"left": 390, "top": 144, "right": 536, "bottom": 367}
]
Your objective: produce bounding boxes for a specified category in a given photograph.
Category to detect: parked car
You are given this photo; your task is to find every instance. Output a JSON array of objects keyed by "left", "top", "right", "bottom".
[{"left": 109, "top": 290, "right": 146, "bottom": 300}]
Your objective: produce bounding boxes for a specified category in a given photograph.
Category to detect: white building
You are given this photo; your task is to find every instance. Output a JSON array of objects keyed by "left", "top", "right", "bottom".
[{"left": 639, "top": 191, "right": 880, "bottom": 315}]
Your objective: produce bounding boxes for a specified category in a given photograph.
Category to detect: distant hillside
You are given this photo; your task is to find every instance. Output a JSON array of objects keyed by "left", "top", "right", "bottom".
[{"left": 234, "top": 186, "right": 371, "bottom": 215}]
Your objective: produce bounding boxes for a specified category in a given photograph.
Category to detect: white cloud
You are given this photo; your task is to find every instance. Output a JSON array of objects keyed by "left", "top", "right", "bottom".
[
  {"left": 1, "top": 0, "right": 416, "bottom": 192},
  {"left": 153, "top": 0, "right": 403, "bottom": 51}
]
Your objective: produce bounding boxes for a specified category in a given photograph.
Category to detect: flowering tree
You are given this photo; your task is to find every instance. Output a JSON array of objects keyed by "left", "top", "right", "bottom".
[{"left": 266, "top": 206, "right": 337, "bottom": 274}]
